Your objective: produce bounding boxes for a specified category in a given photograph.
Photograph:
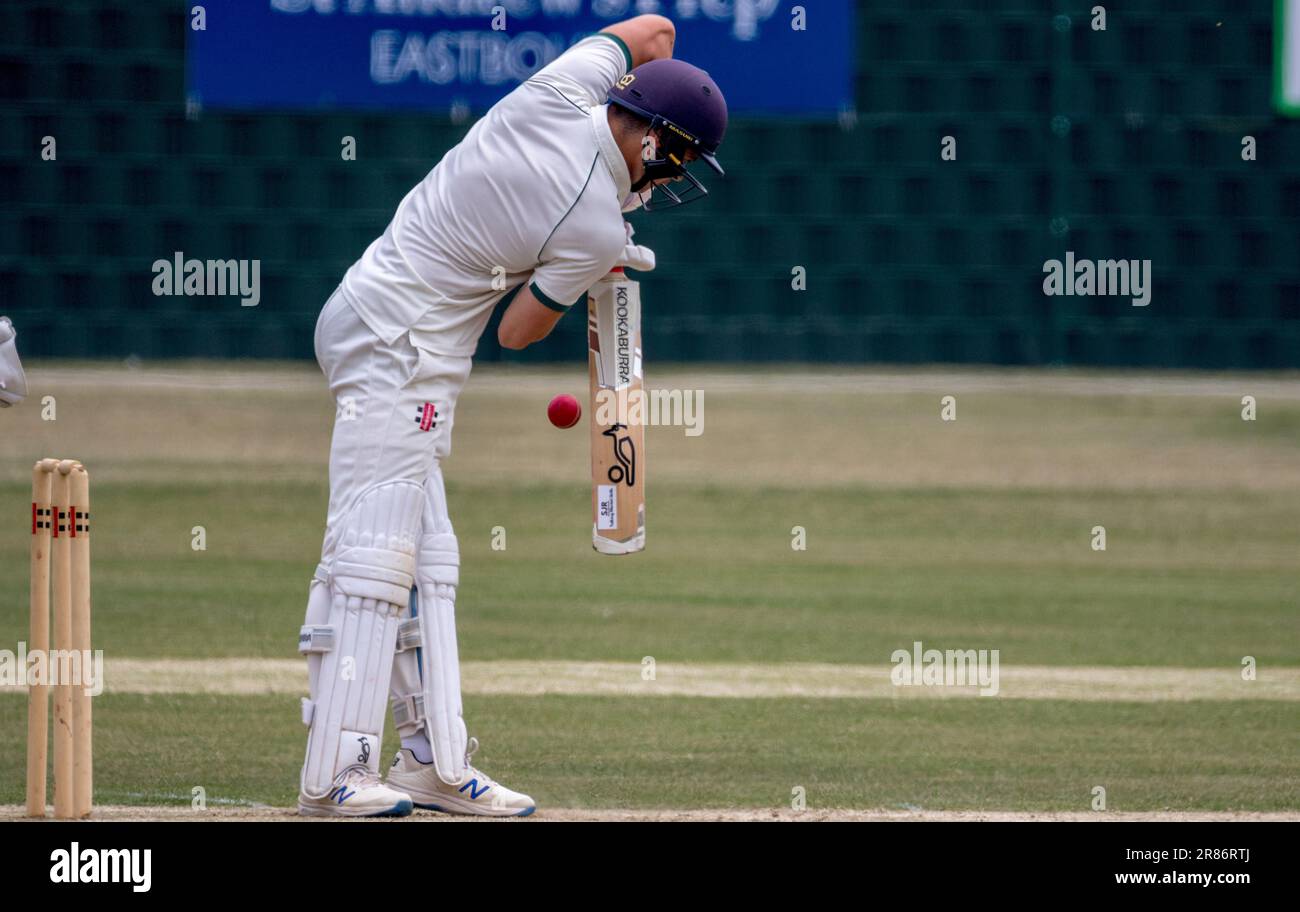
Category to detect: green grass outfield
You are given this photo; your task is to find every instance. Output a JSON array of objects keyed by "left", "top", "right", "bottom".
[
  {"left": 1, "top": 364, "right": 1297, "bottom": 815},
  {"left": 0, "top": 695, "right": 1294, "bottom": 811}
]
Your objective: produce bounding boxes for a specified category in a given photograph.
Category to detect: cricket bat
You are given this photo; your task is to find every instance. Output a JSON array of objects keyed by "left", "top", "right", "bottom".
[{"left": 589, "top": 269, "right": 646, "bottom": 554}]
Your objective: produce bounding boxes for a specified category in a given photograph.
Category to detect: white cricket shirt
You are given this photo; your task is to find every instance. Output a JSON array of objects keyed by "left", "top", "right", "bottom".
[{"left": 339, "top": 33, "right": 635, "bottom": 356}]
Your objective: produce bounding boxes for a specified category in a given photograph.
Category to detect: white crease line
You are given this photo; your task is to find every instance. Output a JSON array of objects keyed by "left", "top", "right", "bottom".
[{"left": 3, "top": 659, "right": 1296, "bottom": 701}]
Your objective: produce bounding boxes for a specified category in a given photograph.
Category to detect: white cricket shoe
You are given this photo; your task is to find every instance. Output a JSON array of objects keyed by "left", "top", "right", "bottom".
[
  {"left": 387, "top": 738, "right": 536, "bottom": 818},
  {"left": 298, "top": 766, "right": 414, "bottom": 818}
]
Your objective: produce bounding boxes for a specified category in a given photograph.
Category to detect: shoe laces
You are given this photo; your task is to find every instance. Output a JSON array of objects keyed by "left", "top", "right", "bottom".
[
  {"left": 462, "top": 737, "right": 496, "bottom": 786},
  {"left": 338, "top": 765, "right": 383, "bottom": 790}
]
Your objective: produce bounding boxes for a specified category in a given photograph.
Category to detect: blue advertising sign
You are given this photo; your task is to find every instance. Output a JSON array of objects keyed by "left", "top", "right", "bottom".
[{"left": 187, "top": 1, "right": 854, "bottom": 117}]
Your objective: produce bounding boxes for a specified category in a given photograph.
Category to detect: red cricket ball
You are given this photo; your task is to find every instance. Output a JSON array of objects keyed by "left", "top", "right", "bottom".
[{"left": 547, "top": 394, "right": 582, "bottom": 429}]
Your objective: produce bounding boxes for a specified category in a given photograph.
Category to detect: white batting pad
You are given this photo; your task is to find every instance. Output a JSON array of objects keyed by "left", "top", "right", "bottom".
[{"left": 299, "top": 480, "right": 423, "bottom": 798}]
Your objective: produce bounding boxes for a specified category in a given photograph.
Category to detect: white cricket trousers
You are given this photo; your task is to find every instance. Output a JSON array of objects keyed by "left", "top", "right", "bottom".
[{"left": 312, "top": 287, "right": 472, "bottom": 570}]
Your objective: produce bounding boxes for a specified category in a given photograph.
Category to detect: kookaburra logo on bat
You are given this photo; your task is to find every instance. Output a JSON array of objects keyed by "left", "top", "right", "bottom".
[
  {"left": 614, "top": 287, "right": 632, "bottom": 386},
  {"left": 603, "top": 424, "right": 636, "bottom": 487}
]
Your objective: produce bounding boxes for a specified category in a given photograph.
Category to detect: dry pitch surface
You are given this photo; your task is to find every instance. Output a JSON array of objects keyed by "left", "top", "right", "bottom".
[{"left": 3, "top": 806, "right": 1296, "bottom": 823}]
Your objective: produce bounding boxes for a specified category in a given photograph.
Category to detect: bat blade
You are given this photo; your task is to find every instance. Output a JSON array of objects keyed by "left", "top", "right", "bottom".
[{"left": 589, "top": 271, "right": 645, "bottom": 554}]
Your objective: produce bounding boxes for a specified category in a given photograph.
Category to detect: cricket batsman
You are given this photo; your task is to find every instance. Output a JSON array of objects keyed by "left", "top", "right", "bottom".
[{"left": 296, "top": 14, "right": 729, "bottom": 817}]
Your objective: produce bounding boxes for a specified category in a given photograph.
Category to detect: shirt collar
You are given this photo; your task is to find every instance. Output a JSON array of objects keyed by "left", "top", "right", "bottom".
[{"left": 590, "top": 104, "right": 632, "bottom": 201}]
